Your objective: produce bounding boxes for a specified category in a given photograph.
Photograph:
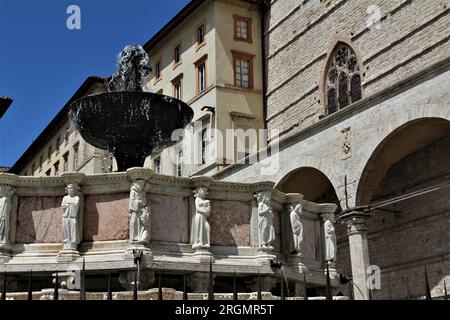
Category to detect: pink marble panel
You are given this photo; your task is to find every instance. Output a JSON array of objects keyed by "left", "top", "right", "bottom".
[
  {"left": 302, "top": 219, "right": 317, "bottom": 260},
  {"left": 83, "top": 193, "right": 129, "bottom": 241},
  {"left": 16, "top": 196, "right": 63, "bottom": 243},
  {"left": 272, "top": 210, "right": 281, "bottom": 252},
  {"left": 150, "top": 195, "right": 189, "bottom": 243},
  {"left": 210, "top": 200, "right": 250, "bottom": 246}
]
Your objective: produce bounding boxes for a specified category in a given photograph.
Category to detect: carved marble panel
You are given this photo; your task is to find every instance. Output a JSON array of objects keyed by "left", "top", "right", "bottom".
[
  {"left": 16, "top": 196, "right": 63, "bottom": 243},
  {"left": 150, "top": 194, "right": 189, "bottom": 243},
  {"left": 210, "top": 200, "right": 250, "bottom": 246},
  {"left": 83, "top": 193, "right": 129, "bottom": 241}
]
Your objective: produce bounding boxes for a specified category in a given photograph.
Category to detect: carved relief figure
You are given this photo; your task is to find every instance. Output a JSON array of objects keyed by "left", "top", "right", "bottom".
[
  {"left": 289, "top": 202, "right": 303, "bottom": 254},
  {"left": 62, "top": 183, "right": 81, "bottom": 249},
  {"left": 323, "top": 213, "right": 337, "bottom": 262},
  {"left": 0, "top": 185, "right": 15, "bottom": 245},
  {"left": 341, "top": 127, "right": 351, "bottom": 159},
  {"left": 255, "top": 191, "right": 275, "bottom": 248},
  {"left": 191, "top": 187, "right": 211, "bottom": 250},
  {"left": 129, "top": 180, "right": 150, "bottom": 243}
]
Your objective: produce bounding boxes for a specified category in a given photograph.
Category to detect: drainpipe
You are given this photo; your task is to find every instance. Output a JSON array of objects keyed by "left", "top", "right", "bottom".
[{"left": 259, "top": 1, "right": 270, "bottom": 131}]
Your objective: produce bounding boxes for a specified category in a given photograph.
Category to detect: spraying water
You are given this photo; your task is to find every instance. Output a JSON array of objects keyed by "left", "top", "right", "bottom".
[{"left": 280, "top": 266, "right": 290, "bottom": 298}]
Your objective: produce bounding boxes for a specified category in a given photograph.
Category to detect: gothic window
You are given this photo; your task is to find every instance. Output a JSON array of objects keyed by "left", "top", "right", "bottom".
[{"left": 325, "top": 43, "right": 362, "bottom": 115}]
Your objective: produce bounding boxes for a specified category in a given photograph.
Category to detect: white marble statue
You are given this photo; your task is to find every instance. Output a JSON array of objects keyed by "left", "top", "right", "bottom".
[
  {"left": 191, "top": 187, "right": 211, "bottom": 250},
  {"left": 0, "top": 185, "right": 15, "bottom": 245},
  {"left": 289, "top": 202, "right": 303, "bottom": 254},
  {"left": 255, "top": 191, "right": 275, "bottom": 248},
  {"left": 62, "top": 183, "right": 81, "bottom": 249},
  {"left": 129, "top": 180, "right": 150, "bottom": 243},
  {"left": 323, "top": 213, "right": 337, "bottom": 262}
]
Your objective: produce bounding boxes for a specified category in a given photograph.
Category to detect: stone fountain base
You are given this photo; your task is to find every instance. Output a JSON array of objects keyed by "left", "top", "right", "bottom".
[{"left": 0, "top": 169, "right": 339, "bottom": 296}]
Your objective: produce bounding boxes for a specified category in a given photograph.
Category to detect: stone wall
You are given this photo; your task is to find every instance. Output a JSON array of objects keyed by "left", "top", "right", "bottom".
[
  {"left": 264, "top": 0, "right": 450, "bottom": 139},
  {"left": 366, "top": 135, "right": 450, "bottom": 299}
]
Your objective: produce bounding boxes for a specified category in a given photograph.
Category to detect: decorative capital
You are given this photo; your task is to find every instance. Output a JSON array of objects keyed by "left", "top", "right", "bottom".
[
  {"left": 60, "top": 172, "right": 85, "bottom": 185},
  {"left": 339, "top": 211, "right": 371, "bottom": 234},
  {"left": 126, "top": 167, "right": 153, "bottom": 181},
  {"left": 0, "top": 173, "right": 18, "bottom": 186},
  {"left": 191, "top": 176, "right": 214, "bottom": 188}
]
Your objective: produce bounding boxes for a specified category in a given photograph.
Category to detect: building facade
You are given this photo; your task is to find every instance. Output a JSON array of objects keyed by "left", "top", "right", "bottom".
[
  {"left": 6, "top": 0, "right": 450, "bottom": 299},
  {"left": 214, "top": 0, "right": 450, "bottom": 299},
  {"left": 9, "top": 77, "right": 110, "bottom": 177},
  {"left": 143, "top": 0, "right": 265, "bottom": 177}
]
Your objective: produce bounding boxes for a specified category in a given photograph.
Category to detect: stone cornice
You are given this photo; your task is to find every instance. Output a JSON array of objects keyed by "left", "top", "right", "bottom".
[{"left": 0, "top": 172, "right": 339, "bottom": 213}]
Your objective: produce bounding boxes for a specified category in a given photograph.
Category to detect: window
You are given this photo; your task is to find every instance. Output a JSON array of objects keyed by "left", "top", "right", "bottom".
[
  {"left": 39, "top": 155, "right": 43, "bottom": 171},
  {"left": 45, "top": 169, "right": 51, "bottom": 176},
  {"left": 64, "top": 128, "right": 70, "bottom": 145},
  {"left": 324, "top": 43, "right": 362, "bottom": 115},
  {"left": 195, "top": 55, "right": 207, "bottom": 94},
  {"left": 31, "top": 163, "right": 35, "bottom": 176},
  {"left": 155, "top": 61, "right": 162, "bottom": 79},
  {"left": 47, "top": 145, "right": 52, "bottom": 162},
  {"left": 197, "top": 24, "right": 205, "bottom": 45},
  {"left": 73, "top": 142, "right": 79, "bottom": 170},
  {"left": 234, "top": 15, "right": 252, "bottom": 43},
  {"left": 198, "top": 63, "right": 206, "bottom": 92},
  {"left": 231, "top": 113, "right": 257, "bottom": 164},
  {"left": 54, "top": 161, "right": 60, "bottom": 176},
  {"left": 172, "top": 75, "right": 183, "bottom": 100},
  {"left": 63, "top": 152, "right": 69, "bottom": 172},
  {"left": 233, "top": 51, "right": 254, "bottom": 88},
  {"left": 174, "top": 44, "right": 181, "bottom": 64},
  {"left": 176, "top": 149, "right": 183, "bottom": 177},
  {"left": 201, "top": 128, "right": 208, "bottom": 165},
  {"left": 56, "top": 136, "right": 60, "bottom": 153},
  {"left": 154, "top": 157, "right": 161, "bottom": 174}
]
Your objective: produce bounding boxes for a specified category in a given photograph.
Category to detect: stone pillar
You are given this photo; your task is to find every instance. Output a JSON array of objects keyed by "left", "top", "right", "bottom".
[{"left": 341, "top": 211, "right": 371, "bottom": 300}]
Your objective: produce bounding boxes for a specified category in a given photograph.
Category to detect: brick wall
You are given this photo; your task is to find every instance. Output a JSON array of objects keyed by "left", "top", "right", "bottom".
[
  {"left": 265, "top": 0, "right": 450, "bottom": 139},
  {"left": 336, "top": 134, "right": 450, "bottom": 299}
]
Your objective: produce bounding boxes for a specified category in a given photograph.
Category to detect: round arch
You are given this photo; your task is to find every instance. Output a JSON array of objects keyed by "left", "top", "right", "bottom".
[
  {"left": 276, "top": 167, "right": 340, "bottom": 207},
  {"left": 356, "top": 117, "right": 450, "bottom": 205}
]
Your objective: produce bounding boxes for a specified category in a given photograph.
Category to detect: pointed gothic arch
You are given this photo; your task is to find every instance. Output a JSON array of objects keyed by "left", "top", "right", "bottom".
[{"left": 321, "top": 40, "right": 363, "bottom": 116}]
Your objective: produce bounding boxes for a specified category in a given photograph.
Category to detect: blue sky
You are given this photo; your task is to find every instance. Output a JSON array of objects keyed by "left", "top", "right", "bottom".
[{"left": 0, "top": 0, "right": 191, "bottom": 167}]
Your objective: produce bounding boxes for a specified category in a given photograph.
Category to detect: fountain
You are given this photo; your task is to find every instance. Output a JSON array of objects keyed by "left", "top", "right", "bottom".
[{"left": 69, "top": 45, "right": 194, "bottom": 171}]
